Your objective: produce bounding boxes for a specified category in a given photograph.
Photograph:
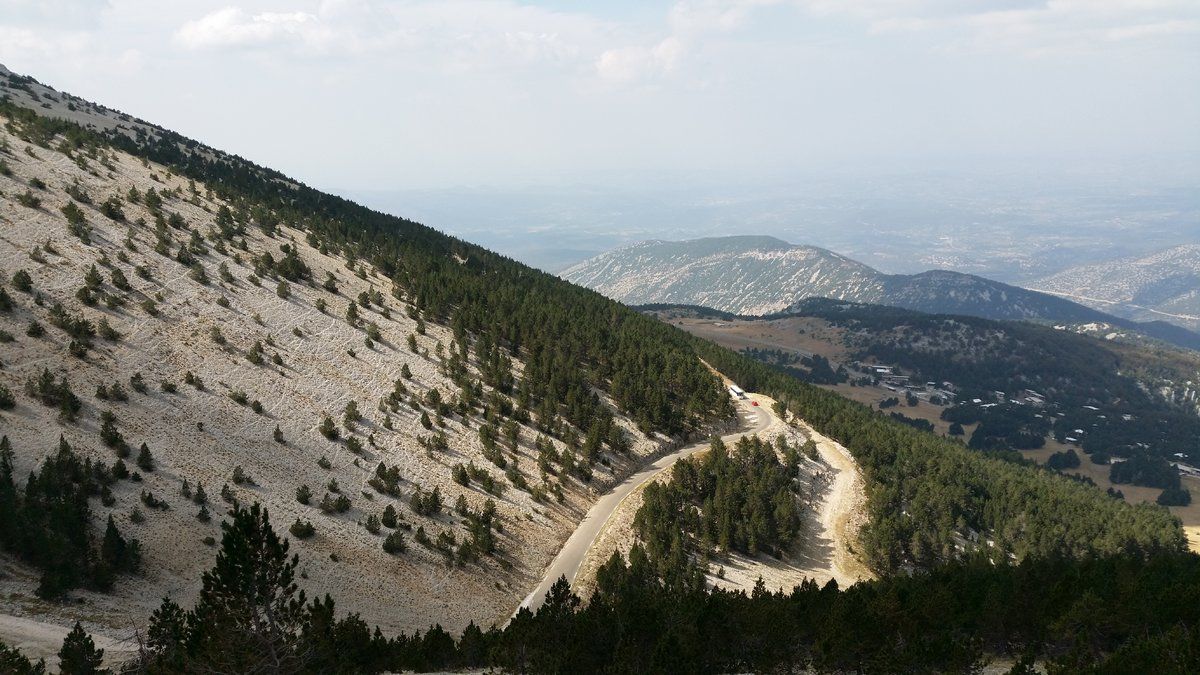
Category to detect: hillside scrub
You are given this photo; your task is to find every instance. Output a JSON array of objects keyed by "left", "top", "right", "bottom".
[{"left": 0, "top": 99, "right": 733, "bottom": 441}]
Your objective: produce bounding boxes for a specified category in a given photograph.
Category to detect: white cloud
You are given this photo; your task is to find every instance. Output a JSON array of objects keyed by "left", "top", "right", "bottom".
[
  {"left": 175, "top": 7, "right": 329, "bottom": 50},
  {"left": 804, "top": 0, "right": 1200, "bottom": 55},
  {"left": 594, "top": 0, "right": 783, "bottom": 84},
  {"left": 596, "top": 36, "right": 683, "bottom": 83}
]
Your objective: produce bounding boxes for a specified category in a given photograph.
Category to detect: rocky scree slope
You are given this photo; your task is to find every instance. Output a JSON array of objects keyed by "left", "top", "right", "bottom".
[{"left": 0, "top": 67, "right": 733, "bottom": 639}]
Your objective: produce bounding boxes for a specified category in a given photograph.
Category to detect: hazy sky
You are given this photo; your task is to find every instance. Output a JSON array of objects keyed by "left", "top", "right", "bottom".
[{"left": 1, "top": 0, "right": 1197, "bottom": 194}]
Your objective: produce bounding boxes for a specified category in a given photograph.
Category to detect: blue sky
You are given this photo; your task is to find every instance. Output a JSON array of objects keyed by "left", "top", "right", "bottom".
[{"left": 1, "top": 0, "right": 1197, "bottom": 193}]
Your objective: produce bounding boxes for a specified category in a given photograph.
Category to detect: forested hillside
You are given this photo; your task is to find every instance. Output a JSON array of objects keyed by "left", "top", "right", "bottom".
[
  {"left": 685, "top": 336, "right": 1186, "bottom": 572},
  {"left": 789, "top": 298, "right": 1200, "bottom": 463},
  {"left": 5, "top": 489, "right": 1196, "bottom": 673}
]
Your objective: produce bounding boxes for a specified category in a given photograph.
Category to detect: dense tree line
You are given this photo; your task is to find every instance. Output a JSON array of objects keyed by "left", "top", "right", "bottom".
[
  {"left": 6, "top": 502, "right": 1193, "bottom": 673},
  {"left": 1109, "top": 453, "right": 1181, "bottom": 490},
  {"left": 739, "top": 348, "right": 846, "bottom": 385},
  {"left": 634, "top": 435, "right": 803, "bottom": 582},
  {"left": 942, "top": 404, "right": 1051, "bottom": 451},
  {"left": 0, "top": 436, "right": 140, "bottom": 598}
]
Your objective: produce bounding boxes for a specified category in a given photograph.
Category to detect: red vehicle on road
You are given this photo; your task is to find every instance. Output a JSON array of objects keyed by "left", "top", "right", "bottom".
[{"left": 751, "top": 401, "right": 759, "bottom": 406}]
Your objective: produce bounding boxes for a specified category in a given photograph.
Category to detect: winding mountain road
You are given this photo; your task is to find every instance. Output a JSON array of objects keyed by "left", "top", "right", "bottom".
[{"left": 519, "top": 397, "right": 774, "bottom": 613}]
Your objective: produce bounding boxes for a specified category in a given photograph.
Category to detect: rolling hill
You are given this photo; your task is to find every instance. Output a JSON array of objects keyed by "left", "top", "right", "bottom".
[{"left": 563, "top": 235, "right": 1200, "bottom": 350}]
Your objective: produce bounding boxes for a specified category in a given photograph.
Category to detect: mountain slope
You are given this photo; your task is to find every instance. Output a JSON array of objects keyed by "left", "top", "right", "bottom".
[
  {"left": 561, "top": 236, "right": 881, "bottom": 316},
  {"left": 0, "top": 66, "right": 734, "bottom": 639},
  {"left": 1028, "top": 244, "right": 1200, "bottom": 331},
  {"left": 563, "top": 235, "right": 1200, "bottom": 350},
  {"left": 0, "top": 65, "right": 1191, "bottom": 672}
]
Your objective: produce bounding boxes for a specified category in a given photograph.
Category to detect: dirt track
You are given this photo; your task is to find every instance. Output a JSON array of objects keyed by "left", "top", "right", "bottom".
[{"left": 519, "top": 398, "right": 773, "bottom": 612}]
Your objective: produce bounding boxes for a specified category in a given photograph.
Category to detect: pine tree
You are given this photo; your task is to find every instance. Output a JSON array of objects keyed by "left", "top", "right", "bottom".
[
  {"left": 0, "top": 436, "right": 18, "bottom": 547},
  {"left": 57, "top": 622, "right": 104, "bottom": 675},
  {"left": 146, "top": 597, "right": 187, "bottom": 669},
  {"left": 186, "top": 503, "right": 308, "bottom": 671},
  {"left": 136, "top": 443, "right": 154, "bottom": 472}
]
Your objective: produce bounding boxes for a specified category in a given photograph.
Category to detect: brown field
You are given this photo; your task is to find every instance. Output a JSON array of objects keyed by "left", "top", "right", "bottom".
[
  {"left": 667, "top": 316, "right": 850, "bottom": 361},
  {"left": 1022, "top": 443, "right": 1200, "bottom": 553}
]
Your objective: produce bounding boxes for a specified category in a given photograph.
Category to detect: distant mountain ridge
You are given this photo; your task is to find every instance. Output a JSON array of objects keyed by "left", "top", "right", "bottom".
[
  {"left": 1028, "top": 244, "right": 1200, "bottom": 332},
  {"left": 563, "top": 235, "right": 1200, "bottom": 350}
]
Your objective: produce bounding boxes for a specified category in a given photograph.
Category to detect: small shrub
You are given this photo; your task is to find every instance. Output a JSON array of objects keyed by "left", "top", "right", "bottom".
[
  {"left": 17, "top": 190, "right": 41, "bottom": 209},
  {"left": 189, "top": 262, "right": 208, "bottom": 285},
  {"left": 12, "top": 269, "right": 33, "bottom": 293},
  {"left": 383, "top": 530, "right": 406, "bottom": 555},
  {"left": 100, "top": 196, "right": 125, "bottom": 221},
  {"left": 232, "top": 465, "right": 254, "bottom": 486},
  {"left": 97, "top": 318, "right": 121, "bottom": 341},
  {"left": 319, "top": 415, "right": 339, "bottom": 440},
  {"left": 289, "top": 519, "right": 316, "bottom": 539}
]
